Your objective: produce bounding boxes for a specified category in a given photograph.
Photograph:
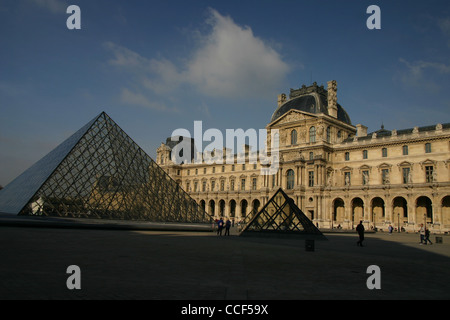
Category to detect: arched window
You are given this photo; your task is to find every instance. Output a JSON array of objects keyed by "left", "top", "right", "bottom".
[
  {"left": 291, "top": 129, "right": 297, "bottom": 145},
  {"left": 309, "top": 126, "right": 316, "bottom": 143},
  {"left": 286, "top": 169, "right": 295, "bottom": 190}
]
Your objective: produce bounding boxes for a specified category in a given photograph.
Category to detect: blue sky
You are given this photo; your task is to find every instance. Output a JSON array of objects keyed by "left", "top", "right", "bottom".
[{"left": 1, "top": 0, "right": 449, "bottom": 186}]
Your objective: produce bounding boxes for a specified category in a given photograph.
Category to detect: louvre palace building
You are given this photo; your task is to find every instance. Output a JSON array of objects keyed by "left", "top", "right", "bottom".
[{"left": 157, "top": 80, "right": 450, "bottom": 233}]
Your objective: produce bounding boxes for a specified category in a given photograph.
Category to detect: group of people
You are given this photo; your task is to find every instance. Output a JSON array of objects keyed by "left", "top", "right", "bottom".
[
  {"left": 355, "top": 221, "right": 434, "bottom": 247},
  {"left": 419, "top": 224, "right": 433, "bottom": 245},
  {"left": 215, "top": 217, "right": 232, "bottom": 236}
]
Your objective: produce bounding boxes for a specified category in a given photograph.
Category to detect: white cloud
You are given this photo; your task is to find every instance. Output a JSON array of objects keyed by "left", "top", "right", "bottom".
[
  {"left": 29, "top": 0, "right": 67, "bottom": 14},
  {"left": 396, "top": 58, "right": 450, "bottom": 91},
  {"left": 399, "top": 58, "right": 450, "bottom": 75},
  {"left": 438, "top": 18, "right": 450, "bottom": 38},
  {"left": 184, "top": 8, "right": 289, "bottom": 98},
  {"left": 104, "top": 42, "right": 148, "bottom": 69},
  {"left": 120, "top": 88, "right": 179, "bottom": 113},
  {"left": 104, "top": 8, "right": 289, "bottom": 108}
]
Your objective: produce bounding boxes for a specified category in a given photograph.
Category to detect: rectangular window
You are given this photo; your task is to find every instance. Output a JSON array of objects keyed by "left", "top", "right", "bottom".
[
  {"left": 425, "top": 166, "right": 433, "bottom": 183},
  {"left": 362, "top": 170, "right": 369, "bottom": 185},
  {"left": 272, "top": 174, "right": 276, "bottom": 188},
  {"left": 382, "top": 169, "right": 389, "bottom": 184},
  {"left": 252, "top": 178, "right": 257, "bottom": 190},
  {"left": 242, "top": 164, "right": 246, "bottom": 171},
  {"left": 382, "top": 148, "right": 388, "bottom": 157},
  {"left": 363, "top": 150, "right": 368, "bottom": 159},
  {"left": 253, "top": 163, "right": 257, "bottom": 170},
  {"left": 308, "top": 171, "right": 314, "bottom": 187},
  {"left": 402, "top": 145, "right": 408, "bottom": 155},
  {"left": 402, "top": 167, "right": 410, "bottom": 184},
  {"left": 195, "top": 169, "right": 198, "bottom": 175},
  {"left": 212, "top": 167, "right": 216, "bottom": 173},
  {"left": 187, "top": 169, "right": 190, "bottom": 176},
  {"left": 309, "top": 127, "right": 316, "bottom": 143},
  {"left": 241, "top": 179, "right": 246, "bottom": 191},
  {"left": 425, "top": 143, "right": 432, "bottom": 153},
  {"left": 344, "top": 172, "right": 351, "bottom": 185},
  {"left": 186, "top": 182, "right": 190, "bottom": 192},
  {"left": 203, "top": 168, "right": 207, "bottom": 174},
  {"left": 220, "top": 180, "right": 224, "bottom": 191},
  {"left": 194, "top": 182, "right": 198, "bottom": 192},
  {"left": 232, "top": 165, "right": 235, "bottom": 172},
  {"left": 230, "top": 180, "right": 235, "bottom": 191},
  {"left": 202, "top": 181, "right": 206, "bottom": 192},
  {"left": 222, "top": 165, "right": 225, "bottom": 173},
  {"left": 345, "top": 152, "right": 350, "bottom": 161},
  {"left": 309, "top": 152, "right": 314, "bottom": 160},
  {"left": 211, "top": 180, "right": 215, "bottom": 191}
]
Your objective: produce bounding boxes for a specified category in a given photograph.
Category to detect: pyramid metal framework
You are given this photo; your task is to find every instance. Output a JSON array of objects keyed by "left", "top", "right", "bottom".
[
  {"left": 240, "top": 188, "right": 325, "bottom": 238},
  {"left": 0, "top": 112, "right": 212, "bottom": 224}
]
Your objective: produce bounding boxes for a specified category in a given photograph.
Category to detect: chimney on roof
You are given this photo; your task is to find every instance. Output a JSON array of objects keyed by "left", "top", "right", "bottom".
[
  {"left": 356, "top": 124, "right": 368, "bottom": 137},
  {"left": 327, "top": 80, "right": 338, "bottom": 118}
]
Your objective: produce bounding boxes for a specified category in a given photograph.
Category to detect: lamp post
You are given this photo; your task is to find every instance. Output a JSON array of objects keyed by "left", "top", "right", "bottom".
[
  {"left": 398, "top": 213, "right": 400, "bottom": 233},
  {"left": 373, "top": 212, "right": 376, "bottom": 230}
]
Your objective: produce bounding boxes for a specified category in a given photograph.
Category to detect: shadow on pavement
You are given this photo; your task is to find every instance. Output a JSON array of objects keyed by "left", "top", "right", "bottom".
[{"left": 0, "top": 226, "right": 449, "bottom": 300}]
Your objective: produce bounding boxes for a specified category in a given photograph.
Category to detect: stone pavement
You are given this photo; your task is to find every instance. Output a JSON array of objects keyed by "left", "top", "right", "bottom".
[{"left": 0, "top": 222, "right": 449, "bottom": 300}]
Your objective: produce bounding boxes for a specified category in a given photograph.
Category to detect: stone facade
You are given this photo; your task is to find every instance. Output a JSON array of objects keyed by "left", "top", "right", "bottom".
[{"left": 156, "top": 81, "right": 450, "bottom": 233}]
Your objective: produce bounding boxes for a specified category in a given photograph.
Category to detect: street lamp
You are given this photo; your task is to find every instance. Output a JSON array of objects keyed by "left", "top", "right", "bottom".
[
  {"left": 373, "top": 212, "right": 376, "bottom": 230},
  {"left": 398, "top": 213, "right": 400, "bottom": 233}
]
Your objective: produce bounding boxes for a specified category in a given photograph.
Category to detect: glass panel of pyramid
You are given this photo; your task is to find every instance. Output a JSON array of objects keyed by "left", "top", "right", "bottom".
[
  {"left": 240, "top": 188, "right": 324, "bottom": 237},
  {"left": 0, "top": 112, "right": 212, "bottom": 224}
]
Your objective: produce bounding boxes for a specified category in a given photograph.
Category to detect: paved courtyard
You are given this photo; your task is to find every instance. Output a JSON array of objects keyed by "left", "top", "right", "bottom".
[{"left": 0, "top": 223, "right": 449, "bottom": 300}]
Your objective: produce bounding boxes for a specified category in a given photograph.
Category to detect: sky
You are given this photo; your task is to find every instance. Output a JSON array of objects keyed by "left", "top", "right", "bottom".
[{"left": 1, "top": 0, "right": 450, "bottom": 186}]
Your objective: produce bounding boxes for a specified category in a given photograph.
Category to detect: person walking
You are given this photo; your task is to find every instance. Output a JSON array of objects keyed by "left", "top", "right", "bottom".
[
  {"left": 388, "top": 224, "right": 393, "bottom": 234},
  {"left": 356, "top": 220, "right": 365, "bottom": 247},
  {"left": 217, "top": 217, "right": 224, "bottom": 236},
  {"left": 424, "top": 227, "right": 433, "bottom": 245},
  {"left": 419, "top": 224, "right": 425, "bottom": 244},
  {"left": 224, "top": 219, "right": 231, "bottom": 236}
]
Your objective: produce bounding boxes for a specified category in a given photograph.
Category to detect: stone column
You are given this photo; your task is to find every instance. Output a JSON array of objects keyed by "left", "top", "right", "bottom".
[
  {"left": 214, "top": 200, "right": 219, "bottom": 218},
  {"left": 224, "top": 201, "right": 229, "bottom": 218},
  {"left": 385, "top": 196, "right": 392, "bottom": 224},
  {"left": 236, "top": 200, "right": 241, "bottom": 220},
  {"left": 279, "top": 168, "right": 284, "bottom": 189}
]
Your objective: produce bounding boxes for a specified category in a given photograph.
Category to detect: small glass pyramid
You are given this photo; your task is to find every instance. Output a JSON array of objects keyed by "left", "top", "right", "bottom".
[
  {"left": 240, "top": 188, "right": 325, "bottom": 238},
  {"left": 0, "top": 112, "right": 211, "bottom": 224}
]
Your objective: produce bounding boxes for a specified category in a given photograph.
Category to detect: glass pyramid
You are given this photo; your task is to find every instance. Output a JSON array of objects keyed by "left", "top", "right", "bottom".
[
  {"left": 0, "top": 112, "right": 211, "bottom": 224},
  {"left": 240, "top": 188, "right": 325, "bottom": 238}
]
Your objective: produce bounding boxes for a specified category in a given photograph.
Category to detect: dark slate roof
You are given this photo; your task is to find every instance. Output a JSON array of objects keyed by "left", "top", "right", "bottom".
[
  {"left": 270, "top": 86, "right": 352, "bottom": 125},
  {"left": 343, "top": 123, "right": 450, "bottom": 143}
]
